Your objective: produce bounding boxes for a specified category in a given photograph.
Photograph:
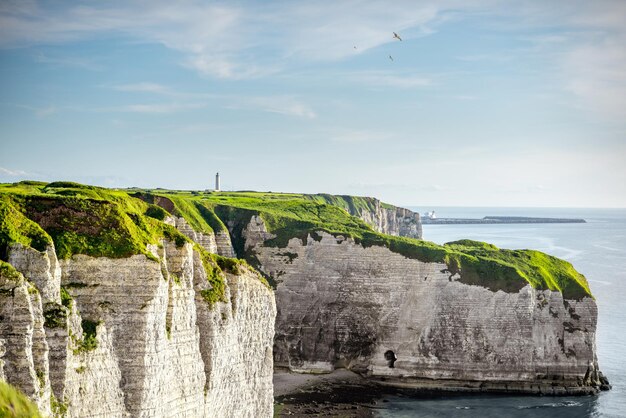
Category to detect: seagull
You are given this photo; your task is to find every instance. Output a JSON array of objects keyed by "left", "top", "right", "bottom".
[
  {"left": 389, "top": 55, "right": 394, "bottom": 61},
  {"left": 393, "top": 32, "right": 402, "bottom": 41}
]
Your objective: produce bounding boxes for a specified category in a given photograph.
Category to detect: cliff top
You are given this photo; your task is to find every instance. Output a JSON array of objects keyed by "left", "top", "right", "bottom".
[
  {"left": 0, "top": 181, "right": 263, "bottom": 307},
  {"left": 0, "top": 181, "right": 591, "bottom": 300}
]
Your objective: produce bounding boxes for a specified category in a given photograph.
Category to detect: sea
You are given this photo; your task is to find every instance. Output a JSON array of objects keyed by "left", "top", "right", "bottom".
[{"left": 375, "top": 207, "right": 626, "bottom": 418}]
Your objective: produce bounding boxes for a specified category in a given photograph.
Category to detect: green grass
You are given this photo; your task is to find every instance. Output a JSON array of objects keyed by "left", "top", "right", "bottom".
[
  {"left": 0, "top": 182, "right": 592, "bottom": 300},
  {"left": 0, "top": 196, "right": 52, "bottom": 259},
  {"left": 60, "top": 286, "right": 73, "bottom": 308},
  {"left": 195, "top": 191, "right": 592, "bottom": 300},
  {"left": 443, "top": 240, "right": 591, "bottom": 301},
  {"left": 132, "top": 191, "right": 227, "bottom": 234},
  {"left": 0, "top": 260, "right": 22, "bottom": 283},
  {"left": 198, "top": 248, "right": 228, "bottom": 308},
  {"left": 304, "top": 194, "right": 385, "bottom": 216},
  {"left": 0, "top": 182, "right": 188, "bottom": 260},
  {"left": 77, "top": 319, "right": 99, "bottom": 352},
  {"left": 0, "top": 380, "right": 42, "bottom": 418},
  {"left": 196, "top": 245, "right": 270, "bottom": 308}
]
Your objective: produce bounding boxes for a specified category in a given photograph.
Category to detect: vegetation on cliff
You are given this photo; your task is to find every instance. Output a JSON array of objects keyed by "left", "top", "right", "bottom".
[
  {"left": 443, "top": 240, "right": 591, "bottom": 299},
  {"left": 0, "top": 381, "right": 42, "bottom": 418},
  {"left": 0, "top": 182, "right": 265, "bottom": 307},
  {"left": 0, "top": 182, "right": 188, "bottom": 260},
  {"left": 0, "top": 259, "right": 22, "bottom": 284},
  {"left": 0, "top": 182, "right": 592, "bottom": 300},
  {"left": 304, "top": 193, "right": 395, "bottom": 214},
  {"left": 133, "top": 189, "right": 591, "bottom": 299}
]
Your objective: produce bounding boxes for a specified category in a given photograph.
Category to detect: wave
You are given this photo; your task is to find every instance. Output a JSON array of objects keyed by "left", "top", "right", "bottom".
[{"left": 516, "top": 400, "right": 582, "bottom": 409}]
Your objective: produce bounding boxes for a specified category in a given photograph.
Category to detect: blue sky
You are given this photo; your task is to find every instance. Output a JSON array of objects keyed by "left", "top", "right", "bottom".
[{"left": 1, "top": 0, "right": 625, "bottom": 207}]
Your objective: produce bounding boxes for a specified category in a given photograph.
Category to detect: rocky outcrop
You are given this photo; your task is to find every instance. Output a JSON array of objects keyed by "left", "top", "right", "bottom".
[
  {"left": 165, "top": 215, "right": 218, "bottom": 253},
  {"left": 214, "top": 231, "right": 236, "bottom": 258},
  {"left": 355, "top": 203, "right": 422, "bottom": 239},
  {"left": 0, "top": 240, "right": 275, "bottom": 417},
  {"left": 8, "top": 244, "right": 61, "bottom": 304},
  {"left": 165, "top": 216, "right": 236, "bottom": 258},
  {"left": 0, "top": 268, "right": 52, "bottom": 416},
  {"left": 242, "top": 220, "right": 607, "bottom": 395}
]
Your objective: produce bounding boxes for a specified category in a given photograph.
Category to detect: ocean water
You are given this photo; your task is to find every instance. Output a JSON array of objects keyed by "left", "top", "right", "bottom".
[{"left": 376, "top": 207, "right": 626, "bottom": 418}]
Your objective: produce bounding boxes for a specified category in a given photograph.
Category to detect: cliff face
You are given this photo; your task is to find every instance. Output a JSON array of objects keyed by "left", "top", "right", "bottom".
[
  {"left": 0, "top": 241, "right": 274, "bottom": 417},
  {"left": 306, "top": 195, "right": 422, "bottom": 239},
  {"left": 164, "top": 215, "right": 236, "bottom": 257},
  {"left": 241, "top": 220, "right": 607, "bottom": 395},
  {"left": 0, "top": 181, "right": 609, "bottom": 415},
  {"left": 349, "top": 202, "right": 421, "bottom": 239}
]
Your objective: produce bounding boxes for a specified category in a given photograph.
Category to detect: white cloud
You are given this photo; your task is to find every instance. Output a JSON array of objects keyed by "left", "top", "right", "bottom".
[
  {"left": 564, "top": 37, "right": 626, "bottom": 119},
  {"left": 0, "top": 0, "right": 461, "bottom": 79},
  {"left": 112, "top": 82, "right": 169, "bottom": 94},
  {"left": 226, "top": 96, "right": 317, "bottom": 119},
  {"left": 352, "top": 71, "right": 433, "bottom": 88},
  {"left": 14, "top": 104, "right": 57, "bottom": 117},
  {"left": 2, "top": 0, "right": 625, "bottom": 119},
  {"left": 113, "top": 102, "right": 206, "bottom": 114},
  {"left": 330, "top": 130, "right": 391, "bottom": 143},
  {"left": 34, "top": 52, "right": 103, "bottom": 70},
  {"left": 0, "top": 166, "right": 28, "bottom": 176}
]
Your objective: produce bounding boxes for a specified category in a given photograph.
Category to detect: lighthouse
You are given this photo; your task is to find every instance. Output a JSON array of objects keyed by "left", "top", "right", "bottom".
[{"left": 215, "top": 172, "right": 220, "bottom": 191}]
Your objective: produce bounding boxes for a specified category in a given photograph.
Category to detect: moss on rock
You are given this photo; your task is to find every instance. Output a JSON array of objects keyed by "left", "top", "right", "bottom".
[
  {"left": 0, "top": 260, "right": 22, "bottom": 284},
  {"left": 0, "top": 196, "right": 52, "bottom": 259},
  {"left": 0, "top": 183, "right": 187, "bottom": 261}
]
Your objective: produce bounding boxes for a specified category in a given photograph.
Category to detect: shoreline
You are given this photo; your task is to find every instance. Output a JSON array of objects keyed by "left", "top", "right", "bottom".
[
  {"left": 273, "top": 368, "right": 387, "bottom": 417},
  {"left": 273, "top": 369, "right": 609, "bottom": 416}
]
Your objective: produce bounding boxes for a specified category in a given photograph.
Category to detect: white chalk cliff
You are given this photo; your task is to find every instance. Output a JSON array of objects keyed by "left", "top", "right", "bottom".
[
  {"left": 240, "top": 219, "right": 607, "bottom": 395},
  {"left": 0, "top": 240, "right": 275, "bottom": 417},
  {"left": 0, "top": 185, "right": 609, "bottom": 418}
]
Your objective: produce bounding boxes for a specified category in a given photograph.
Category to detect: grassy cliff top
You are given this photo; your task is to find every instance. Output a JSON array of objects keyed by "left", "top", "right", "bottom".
[
  {"left": 0, "top": 181, "right": 189, "bottom": 260},
  {"left": 0, "top": 182, "right": 592, "bottom": 300}
]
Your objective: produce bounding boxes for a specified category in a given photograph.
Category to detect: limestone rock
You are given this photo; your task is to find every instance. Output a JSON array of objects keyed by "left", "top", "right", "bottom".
[
  {"left": 165, "top": 215, "right": 218, "bottom": 254},
  {"left": 165, "top": 215, "right": 236, "bottom": 257},
  {"left": 244, "top": 219, "right": 605, "bottom": 395},
  {"left": 0, "top": 240, "right": 275, "bottom": 417}
]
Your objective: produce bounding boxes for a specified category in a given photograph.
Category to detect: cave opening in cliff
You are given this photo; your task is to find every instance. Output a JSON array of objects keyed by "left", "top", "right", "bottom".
[{"left": 384, "top": 350, "right": 397, "bottom": 368}]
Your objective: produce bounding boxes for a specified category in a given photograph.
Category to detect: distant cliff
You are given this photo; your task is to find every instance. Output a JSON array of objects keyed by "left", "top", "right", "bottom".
[{"left": 303, "top": 194, "right": 422, "bottom": 239}]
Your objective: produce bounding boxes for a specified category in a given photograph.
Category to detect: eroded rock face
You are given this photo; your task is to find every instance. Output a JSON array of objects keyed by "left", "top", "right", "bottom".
[
  {"left": 8, "top": 243, "right": 61, "bottom": 303},
  {"left": 0, "top": 271, "right": 52, "bottom": 416},
  {"left": 165, "top": 216, "right": 236, "bottom": 257},
  {"left": 244, "top": 222, "right": 605, "bottom": 395},
  {"left": 0, "top": 241, "right": 275, "bottom": 417}
]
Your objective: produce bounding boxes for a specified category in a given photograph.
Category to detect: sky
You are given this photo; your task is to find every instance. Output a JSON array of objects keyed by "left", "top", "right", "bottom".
[{"left": 1, "top": 0, "right": 625, "bottom": 208}]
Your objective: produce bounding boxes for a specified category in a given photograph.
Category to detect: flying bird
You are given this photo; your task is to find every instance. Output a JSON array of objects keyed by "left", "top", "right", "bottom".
[
  {"left": 393, "top": 32, "right": 402, "bottom": 41},
  {"left": 389, "top": 55, "right": 394, "bottom": 61}
]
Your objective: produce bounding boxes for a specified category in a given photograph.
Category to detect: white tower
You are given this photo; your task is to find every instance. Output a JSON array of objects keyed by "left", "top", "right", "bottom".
[{"left": 215, "top": 172, "right": 220, "bottom": 191}]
